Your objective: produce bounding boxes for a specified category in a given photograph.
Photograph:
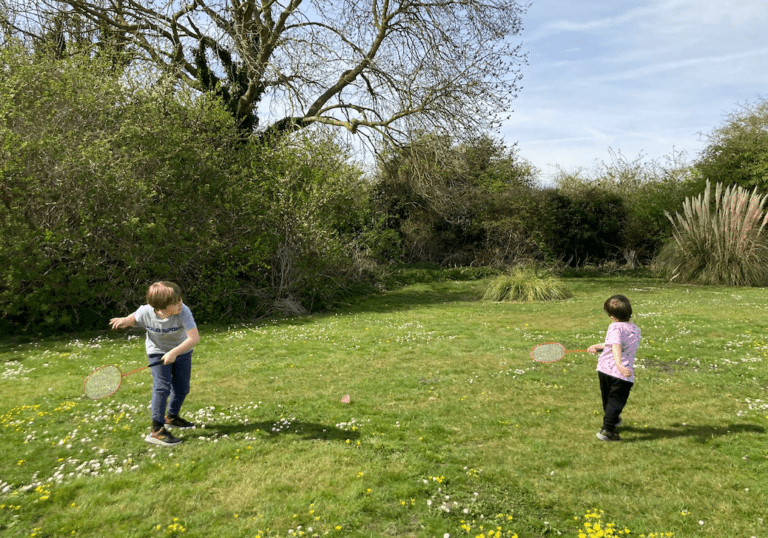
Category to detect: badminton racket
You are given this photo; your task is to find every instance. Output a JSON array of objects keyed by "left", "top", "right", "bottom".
[
  {"left": 83, "top": 359, "right": 163, "bottom": 400},
  {"left": 530, "top": 342, "right": 591, "bottom": 363}
]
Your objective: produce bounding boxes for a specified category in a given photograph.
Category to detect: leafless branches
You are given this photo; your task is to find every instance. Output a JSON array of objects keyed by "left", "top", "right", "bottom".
[{"left": 5, "top": 0, "right": 529, "bottom": 143}]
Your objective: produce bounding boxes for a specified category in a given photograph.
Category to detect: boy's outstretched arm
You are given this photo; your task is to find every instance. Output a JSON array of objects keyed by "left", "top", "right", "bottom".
[{"left": 109, "top": 314, "right": 136, "bottom": 330}]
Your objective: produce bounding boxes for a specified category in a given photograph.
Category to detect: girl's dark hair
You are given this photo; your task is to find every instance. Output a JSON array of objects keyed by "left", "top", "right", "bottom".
[{"left": 604, "top": 294, "right": 632, "bottom": 322}]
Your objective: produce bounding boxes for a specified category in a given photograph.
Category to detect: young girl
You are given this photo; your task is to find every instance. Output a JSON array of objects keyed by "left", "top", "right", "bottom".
[
  {"left": 110, "top": 281, "right": 199, "bottom": 446},
  {"left": 587, "top": 294, "right": 641, "bottom": 441}
]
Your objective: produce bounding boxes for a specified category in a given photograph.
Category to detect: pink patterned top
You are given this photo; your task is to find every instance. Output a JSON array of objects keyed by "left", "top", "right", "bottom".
[{"left": 597, "top": 321, "right": 641, "bottom": 383}]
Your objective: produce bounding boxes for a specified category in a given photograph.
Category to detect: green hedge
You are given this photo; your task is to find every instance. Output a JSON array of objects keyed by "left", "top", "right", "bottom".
[{"left": 0, "top": 45, "right": 378, "bottom": 333}]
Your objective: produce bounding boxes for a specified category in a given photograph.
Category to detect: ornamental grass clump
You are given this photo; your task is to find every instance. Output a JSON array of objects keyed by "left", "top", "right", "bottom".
[
  {"left": 654, "top": 180, "right": 768, "bottom": 286},
  {"left": 482, "top": 265, "right": 572, "bottom": 302}
]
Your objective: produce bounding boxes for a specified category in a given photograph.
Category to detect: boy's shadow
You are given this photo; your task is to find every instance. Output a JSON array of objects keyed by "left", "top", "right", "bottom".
[
  {"left": 200, "top": 420, "right": 360, "bottom": 442},
  {"left": 621, "top": 422, "right": 765, "bottom": 443}
]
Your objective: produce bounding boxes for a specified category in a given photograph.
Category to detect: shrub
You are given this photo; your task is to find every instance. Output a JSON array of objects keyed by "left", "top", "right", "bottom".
[
  {"left": 249, "top": 130, "right": 379, "bottom": 314},
  {"left": 653, "top": 180, "right": 768, "bottom": 286},
  {"left": 0, "top": 42, "right": 272, "bottom": 330},
  {"left": 482, "top": 266, "right": 572, "bottom": 302},
  {"left": 696, "top": 98, "right": 768, "bottom": 192},
  {"left": 373, "top": 134, "right": 546, "bottom": 266},
  {"left": 551, "top": 149, "right": 702, "bottom": 265},
  {"left": 542, "top": 187, "right": 626, "bottom": 266},
  {"left": 0, "top": 43, "right": 377, "bottom": 332}
]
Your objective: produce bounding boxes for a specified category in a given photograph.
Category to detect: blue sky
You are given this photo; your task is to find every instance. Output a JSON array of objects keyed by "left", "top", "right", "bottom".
[{"left": 503, "top": 0, "right": 768, "bottom": 184}]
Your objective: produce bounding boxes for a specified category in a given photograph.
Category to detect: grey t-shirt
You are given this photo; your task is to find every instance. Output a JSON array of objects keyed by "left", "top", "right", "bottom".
[{"left": 133, "top": 304, "right": 197, "bottom": 355}]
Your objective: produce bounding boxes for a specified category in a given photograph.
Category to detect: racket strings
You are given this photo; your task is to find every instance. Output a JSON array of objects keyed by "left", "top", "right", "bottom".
[
  {"left": 83, "top": 366, "right": 122, "bottom": 399},
  {"left": 531, "top": 343, "right": 565, "bottom": 363}
]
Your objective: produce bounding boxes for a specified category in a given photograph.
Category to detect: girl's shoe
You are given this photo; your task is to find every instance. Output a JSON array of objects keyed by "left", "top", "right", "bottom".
[
  {"left": 596, "top": 429, "right": 621, "bottom": 442},
  {"left": 146, "top": 428, "right": 182, "bottom": 446}
]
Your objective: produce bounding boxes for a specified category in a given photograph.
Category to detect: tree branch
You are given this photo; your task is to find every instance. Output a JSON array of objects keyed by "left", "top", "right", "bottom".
[{"left": 22, "top": 0, "right": 528, "bottom": 143}]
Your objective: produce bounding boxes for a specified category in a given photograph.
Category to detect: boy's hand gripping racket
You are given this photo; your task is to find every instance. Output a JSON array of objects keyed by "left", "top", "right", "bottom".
[
  {"left": 83, "top": 360, "right": 163, "bottom": 400},
  {"left": 530, "top": 342, "right": 590, "bottom": 363}
]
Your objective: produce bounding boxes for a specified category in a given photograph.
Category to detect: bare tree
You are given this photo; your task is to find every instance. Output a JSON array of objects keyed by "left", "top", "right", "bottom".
[{"left": 6, "top": 0, "right": 528, "bottom": 142}]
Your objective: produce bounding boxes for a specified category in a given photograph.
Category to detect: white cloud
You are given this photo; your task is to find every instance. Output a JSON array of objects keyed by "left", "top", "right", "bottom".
[
  {"left": 594, "top": 47, "right": 768, "bottom": 83},
  {"left": 504, "top": 0, "right": 767, "bottom": 183}
]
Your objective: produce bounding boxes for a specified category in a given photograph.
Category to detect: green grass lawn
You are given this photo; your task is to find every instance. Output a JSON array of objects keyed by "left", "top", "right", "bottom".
[{"left": 1, "top": 275, "right": 766, "bottom": 537}]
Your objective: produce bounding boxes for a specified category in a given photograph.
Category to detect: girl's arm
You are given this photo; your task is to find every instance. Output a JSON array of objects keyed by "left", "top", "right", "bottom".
[
  {"left": 161, "top": 327, "right": 200, "bottom": 364},
  {"left": 109, "top": 314, "right": 136, "bottom": 330},
  {"left": 587, "top": 343, "right": 605, "bottom": 353},
  {"left": 612, "top": 343, "right": 632, "bottom": 378}
]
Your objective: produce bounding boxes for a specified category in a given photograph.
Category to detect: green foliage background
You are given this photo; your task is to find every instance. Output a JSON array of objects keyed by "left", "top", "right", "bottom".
[
  {"left": 373, "top": 135, "right": 548, "bottom": 266},
  {"left": 3, "top": 36, "right": 768, "bottom": 334},
  {"left": 0, "top": 44, "right": 376, "bottom": 332},
  {"left": 696, "top": 99, "right": 768, "bottom": 192}
]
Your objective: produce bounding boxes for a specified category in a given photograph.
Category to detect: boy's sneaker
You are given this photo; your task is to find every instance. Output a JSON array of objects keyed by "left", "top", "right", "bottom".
[
  {"left": 616, "top": 418, "right": 623, "bottom": 428},
  {"left": 596, "top": 429, "right": 621, "bottom": 442},
  {"left": 146, "top": 428, "right": 182, "bottom": 446},
  {"left": 165, "top": 415, "right": 195, "bottom": 429}
]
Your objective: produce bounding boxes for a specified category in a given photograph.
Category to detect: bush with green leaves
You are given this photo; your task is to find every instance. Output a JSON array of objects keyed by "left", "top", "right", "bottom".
[
  {"left": 696, "top": 98, "right": 768, "bottom": 192},
  {"left": 0, "top": 43, "right": 258, "bottom": 330},
  {"left": 551, "top": 149, "right": 701, "bottom": 265},
  {"left": 373, "top": 134, "right": 546, "bottom": 266},
  {"left": 0, "top": 43, "right": 378, "bottom": 332},
  {"left": 249, "top": 130, "right": 379, "bottom": 314},
  {"left": 481, "top": 265, "right": 572, "bottom": 302},
  {"left": 542, "top": 187, "right": 626, "bottom": 266},
  {"left": 653, "top": 180, "right": 768, "bottom": 286}
]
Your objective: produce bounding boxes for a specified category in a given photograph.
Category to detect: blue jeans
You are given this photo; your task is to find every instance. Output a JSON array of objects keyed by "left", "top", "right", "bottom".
[{"left": 149, "top": 351, "right": 192, "bottom": 424}]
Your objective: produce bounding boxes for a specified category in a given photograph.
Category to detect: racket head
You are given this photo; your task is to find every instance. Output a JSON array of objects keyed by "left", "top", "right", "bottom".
[
  {"left": 83, "top": 365, "right": 122, "bottom": 400},
  {"left": 530, "top": 342, "right": 566, "bottom": 363}
]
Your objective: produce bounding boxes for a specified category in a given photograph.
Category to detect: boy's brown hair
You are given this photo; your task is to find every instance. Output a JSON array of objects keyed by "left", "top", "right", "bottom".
[
  {"left": 604, "top": 294, "right": 632, "bottom": 322},
  {"left": 146, "top": 281, "right": 183, "bottom": 310}
]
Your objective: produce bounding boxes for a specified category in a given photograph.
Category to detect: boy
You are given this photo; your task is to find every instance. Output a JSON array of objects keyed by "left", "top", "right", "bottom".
[
  {"left": 110, "top": 281, "right": 199, "bottom": 446},
  {"left": 587, "top": 294, "right": 641, "bottom": 442}
]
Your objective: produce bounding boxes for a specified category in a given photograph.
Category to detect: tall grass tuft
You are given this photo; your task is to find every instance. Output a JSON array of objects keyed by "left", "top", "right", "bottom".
[
  {"left": 482, "top": 265, "right": 572, "bottom": 302},
  {"left": 654, "top": 180, "right": 768, "bottom": 286}
]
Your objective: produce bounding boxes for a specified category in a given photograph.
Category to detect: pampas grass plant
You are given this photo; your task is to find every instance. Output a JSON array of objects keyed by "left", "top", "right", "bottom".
[
  {"left": 654, "top": 180, "right": 768, "bottom": 286},
  {"left": 482, "top": 265, "right": 572, "bottom": 302}
]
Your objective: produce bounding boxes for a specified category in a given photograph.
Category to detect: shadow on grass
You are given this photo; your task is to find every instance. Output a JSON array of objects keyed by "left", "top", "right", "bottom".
[
  {"left": 202, "top": 420, "right": 360, "bottom": 442},
  {"left": 351, "top": 286, "right": 481, "bottom": 312},
  {"left": 199, "top": 282, "right": 485, "bottom": 336},
  {"left": 621, "top": 422, "right": 765, "bottom": 443}
]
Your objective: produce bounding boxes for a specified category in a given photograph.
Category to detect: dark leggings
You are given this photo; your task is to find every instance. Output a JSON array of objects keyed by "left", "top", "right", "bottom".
[{"left": 598, "top": 371, "right": 633, "bottom": 432}]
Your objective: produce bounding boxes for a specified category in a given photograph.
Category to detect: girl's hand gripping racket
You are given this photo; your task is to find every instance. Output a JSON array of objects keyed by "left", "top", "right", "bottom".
[
  {"left": 530, "top": 342, "right": 591, "bottom": 363},
  {"left": 83, "top": 359, "right": 163, "bottom": 400}
]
